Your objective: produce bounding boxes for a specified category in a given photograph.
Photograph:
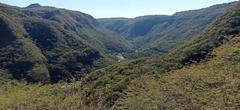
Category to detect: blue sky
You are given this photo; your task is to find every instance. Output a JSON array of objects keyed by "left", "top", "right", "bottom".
[{"left": 0, "top": 0, "right": 237, "bottom": 18}]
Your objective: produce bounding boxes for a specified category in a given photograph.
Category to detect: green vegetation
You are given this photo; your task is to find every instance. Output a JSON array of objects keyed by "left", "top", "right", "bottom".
[
  {"left": 0, "top": 1, "right": 240, "bottom": 110},
  {"left": 80, "top": 2, "right": 240, "bottom": 108},
  {"left": 115, "top": 36, "right": 240, "bottom": 109},
  {"left": 0, "top": 80, "right": 86, "bottom": 110},
  {"left": 99, "top": 2, "right": 236, "bottom": 58},
  {"left": 0, "top": 3, "right": 132, "bottom": 82}
]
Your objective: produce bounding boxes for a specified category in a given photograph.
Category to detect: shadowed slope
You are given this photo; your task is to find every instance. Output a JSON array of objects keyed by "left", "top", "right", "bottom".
[{"left": 0, "top": 3, "right": 132, "bottom": 82}]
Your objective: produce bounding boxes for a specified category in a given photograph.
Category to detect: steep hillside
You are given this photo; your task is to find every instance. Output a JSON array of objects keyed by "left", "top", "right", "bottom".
[
  {"left": 0, "top": 3, "right": 132, "bottom": 82},
  {"left": 99, "top": 2, "right": 236, "bottom": 57},
  {"left": 98, "top": 15, "right": 170, "bottom": 39},
  {"left": 2, "top": 35, "right": 240, "bottom": 109},
  {"left": 0, "top": 1, "right": 240, "bottom": 110},
  {"left": 82, "top": 1, "right": 240, "bottom": 108},
  {"left": 115, "top": 36, "right": 240, "bottom": 109}
]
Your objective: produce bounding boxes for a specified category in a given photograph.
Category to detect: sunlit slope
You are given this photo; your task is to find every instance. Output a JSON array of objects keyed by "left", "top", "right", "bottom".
[
  {"left": 1, "top": 25, "right": 239, "bottom": 110},
  {"left": 82, "top": 2, "right": 240, "bottom": 108},
  {"left": 115, "top": 36, "right": 240, "bottom": 109},
  {"left": 0, "top": 81, "right": 86, "bottom": 109}
]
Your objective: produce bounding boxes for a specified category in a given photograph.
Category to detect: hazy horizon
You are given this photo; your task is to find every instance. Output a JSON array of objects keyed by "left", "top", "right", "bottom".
[{"left": 0, "top": 0, "right": 237, "bottom": 18}]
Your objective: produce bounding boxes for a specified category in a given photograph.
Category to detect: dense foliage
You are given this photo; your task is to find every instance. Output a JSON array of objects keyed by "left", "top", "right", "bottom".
[
  {"left": 99, "top": 2, "right": 236, "bottom": 57},
  {"left": 0, "top": 1, "right": 240, "bottom": 110},
  {"left": 0, "top": 3, "right": 132, "bottom": 82},
  {"left": 115, "top": 36, "right": 240, "bottom": 109},
  {"left": 81, "top": 2, "right": 240, "bottom": 108}
]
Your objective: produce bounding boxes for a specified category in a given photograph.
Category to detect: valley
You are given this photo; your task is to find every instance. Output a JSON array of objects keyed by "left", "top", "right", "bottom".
[{"left": 0, "top": 1, "right": 240, "bottom": 109}]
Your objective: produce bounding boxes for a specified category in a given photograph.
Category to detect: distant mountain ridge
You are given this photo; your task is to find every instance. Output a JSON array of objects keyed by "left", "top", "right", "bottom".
[
  {"left": 99, "top": 2, "right": 236, "bottom": 57},
  {"left": 26, "top": 3, "right": 41, "bottom": 8}
]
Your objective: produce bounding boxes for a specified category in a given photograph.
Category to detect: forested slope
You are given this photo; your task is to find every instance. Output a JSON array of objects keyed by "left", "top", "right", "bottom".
[
  {"left": 0, "top": 3, "right": 132, "bottom": 82},
  {"left": 99, "top": 2, "right": 236, "bottom": 57},
  {"left": 0, "top": 1, "right": 240, "bottom": 110}
]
